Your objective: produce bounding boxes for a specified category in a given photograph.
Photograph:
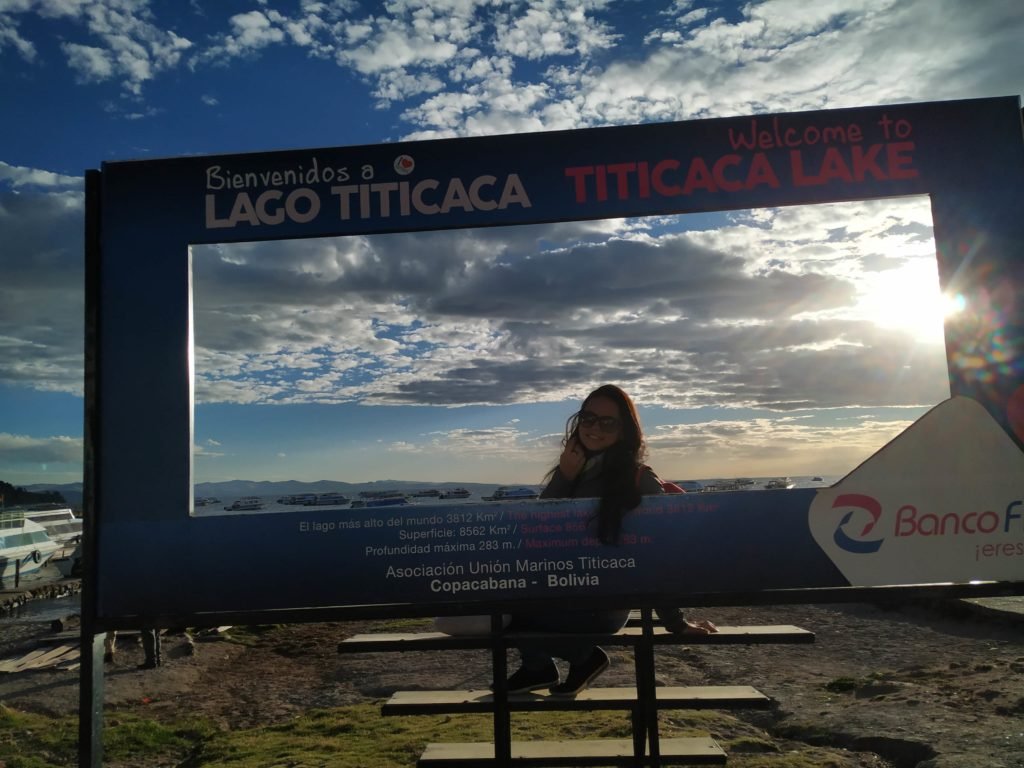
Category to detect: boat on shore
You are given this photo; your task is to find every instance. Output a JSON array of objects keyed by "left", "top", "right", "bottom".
[
  {"left": 764, "top": 477, "right": 795, "bottom": 490},
  {"left": 675, "top": 480, "right": 705, "bottom": 493},
  {"left": 17, "top": 505, "right": 82, "bottom": 557},
  {"left": 439, "top": 488, "right": 470, "bottom": 500},
  {"left": 482, "top": 486, "right": 539, "bottom": 502},
  {"left": 0, "top": 511, "right": 62, "bottom": 582},
  {"left": 52, "top": 541, "right": 83, "bottom": 578},
  {"left": 223, "top": 497, "right": 264, "bottom": 511}
]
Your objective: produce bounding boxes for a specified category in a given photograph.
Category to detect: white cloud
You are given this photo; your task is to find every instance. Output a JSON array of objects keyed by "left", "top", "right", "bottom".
[
  {"left": 187, "top": 198, "right": 948, "bottom": 415},
  {"left": 3, "top": 0, "right": 192, "bottom": 95},
  {"left": 0, "top": 160, "right": 81, "bottom": 188},
  {"left": 0, "top": 170, "right": 84, "bottom": 395},
  {"left": 0, "top": 433, "right": 82, "bottom": 464},
  {"left": 61, "top": 41, "right": 114, "bottom": 81},
  {"left": 0, "top": 14, "right": 37, "bottom": 60},
  {"left": 492, "top": 1, "right": 619, "bottom": 60}
]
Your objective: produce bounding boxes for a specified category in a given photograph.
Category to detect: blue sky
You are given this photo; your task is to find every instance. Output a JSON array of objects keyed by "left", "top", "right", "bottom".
[{"left": 1, "top": 0, "right": 1021, "bottom": 488}]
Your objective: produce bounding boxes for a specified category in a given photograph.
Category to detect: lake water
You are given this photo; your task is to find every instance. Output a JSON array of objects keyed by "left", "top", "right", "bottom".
[{"left": 199, "top": 476, "right": 837, "bottom": 517}]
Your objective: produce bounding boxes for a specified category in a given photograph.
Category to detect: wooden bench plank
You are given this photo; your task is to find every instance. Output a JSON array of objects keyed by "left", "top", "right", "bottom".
[
  {"left": 383, "top": 685, "right": 770, "bottom": 715},
  {"left": 418, "top": 737, "right": 726, "bottom": 766},
  {"left": 338, "top": 631, "right": 491, "bottom": 652},
  {"left": 620, "top": 625, "right": 815, "bottom": 645},
  {"left": 338, "top": 625, "right": 813, "bottom": 653}
]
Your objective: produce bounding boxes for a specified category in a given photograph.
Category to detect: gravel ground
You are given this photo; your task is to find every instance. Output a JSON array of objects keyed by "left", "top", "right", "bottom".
[{"left": 1, "top": 600, "right": 1023, "bottom": 767}]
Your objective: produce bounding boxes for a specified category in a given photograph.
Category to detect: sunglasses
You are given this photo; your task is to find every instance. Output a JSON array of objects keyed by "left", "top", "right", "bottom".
[{"left": 577, "top": 410, "right": 621, "bottom": 433}]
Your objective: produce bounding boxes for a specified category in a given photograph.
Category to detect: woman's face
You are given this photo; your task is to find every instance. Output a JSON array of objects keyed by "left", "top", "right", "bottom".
[{"left": 576, "top": 395, "right": 624, "bottom": 453}]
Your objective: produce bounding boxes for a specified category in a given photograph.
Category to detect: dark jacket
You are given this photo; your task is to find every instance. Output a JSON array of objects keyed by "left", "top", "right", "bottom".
[{"left": 539, "top": 455, "right": 687, "bottom": 631}]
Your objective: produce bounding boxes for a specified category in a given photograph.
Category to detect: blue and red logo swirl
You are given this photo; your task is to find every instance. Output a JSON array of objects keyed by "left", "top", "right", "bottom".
[{"left": 832, "top": 493, "right": 885, "bottom": 553}]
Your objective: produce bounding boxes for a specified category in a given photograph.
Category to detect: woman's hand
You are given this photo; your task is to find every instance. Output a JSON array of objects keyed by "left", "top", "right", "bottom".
[
  {"left": 669, "top": 618, "right": 718, "bottom": 636},
  {"left": 558, "top": 437, "right": 587, "bottom": 481}
]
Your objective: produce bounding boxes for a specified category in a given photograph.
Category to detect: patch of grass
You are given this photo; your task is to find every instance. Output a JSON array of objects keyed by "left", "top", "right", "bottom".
[
  {"left": 823, "top": 676, "right": 859, "bottom": 693},
  {"left": 365, "top": 617, "right": 436, "bottom": 632},
  {"left": 0, "top": 698, "right": 877, "bottom": 767},
  {"left": 727, "top": 750, "right": 853, "bottom": 767},
  {"left": 0, "top": 704, "right": 79, "bottom": 767},
  {"left": 724, "top": 735, "right": 780, "bottom": 753},
  {"left": 0, "top": 704, "right": 215, "bottom": 767}
]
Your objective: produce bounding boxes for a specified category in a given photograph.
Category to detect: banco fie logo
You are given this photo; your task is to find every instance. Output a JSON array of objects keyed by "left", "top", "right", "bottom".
[{"left": 832, "top": 493, "right": 884, "bottom": 553}]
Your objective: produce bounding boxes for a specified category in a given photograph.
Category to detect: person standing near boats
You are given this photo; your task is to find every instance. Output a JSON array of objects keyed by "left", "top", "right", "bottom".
[{"left": 500, "top": 384, "right": 716, "bottom": 696}]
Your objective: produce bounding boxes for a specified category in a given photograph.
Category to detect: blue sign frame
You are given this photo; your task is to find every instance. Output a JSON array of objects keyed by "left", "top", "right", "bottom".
[{"left": 86, "top": 96, "right": 1024, "bottom": 628}]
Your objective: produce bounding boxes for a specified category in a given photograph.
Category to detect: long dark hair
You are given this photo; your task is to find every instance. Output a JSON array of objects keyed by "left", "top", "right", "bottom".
[{"left": 550, "top": 384, "right": 648, "bottom": 544}]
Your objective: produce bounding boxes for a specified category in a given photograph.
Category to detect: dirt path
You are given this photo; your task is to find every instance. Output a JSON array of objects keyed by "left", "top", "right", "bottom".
[{"left": 1, "top": 601, "right": 1022, "bottom": 767}]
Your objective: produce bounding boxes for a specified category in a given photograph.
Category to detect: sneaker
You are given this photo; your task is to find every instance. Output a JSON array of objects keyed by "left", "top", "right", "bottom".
[
  {"left": 549, "top": 648, "right": 609, "bottom": 696},
  {"left": 137, "top": 660, "right": 158, "bottom": 670},
  {"left": 495, "top": 663, "right": 560, "bottom": 694}
]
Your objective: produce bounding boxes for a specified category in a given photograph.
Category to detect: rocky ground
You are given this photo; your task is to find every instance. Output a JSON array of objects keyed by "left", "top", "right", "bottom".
[{"left": 1, "top": 600, "right": 1023, "bottom": 767}]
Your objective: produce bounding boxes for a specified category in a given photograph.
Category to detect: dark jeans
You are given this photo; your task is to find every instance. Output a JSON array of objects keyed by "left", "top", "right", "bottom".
[
  {"left": 508, "top": 609, "right": 630, "bottom": 668},
  {"left": 141, "top": 628, "right": 162, "bottom": 665}
]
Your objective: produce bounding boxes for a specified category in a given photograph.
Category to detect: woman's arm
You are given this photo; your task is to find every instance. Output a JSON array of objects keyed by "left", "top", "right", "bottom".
[
  {"left": 540, "top": 468, "right": 575, "bottom": 498},
  {"left": 637, "top": 465, "right": 666, "bottom": 495}
]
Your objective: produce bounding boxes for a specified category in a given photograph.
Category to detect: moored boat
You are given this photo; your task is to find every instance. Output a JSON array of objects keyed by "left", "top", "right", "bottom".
[
  {"left": 18, "top": 504, "right": 82, "bottom": 556},
  {"left": 764, "top": 477, "right": 795, "bottom": 490},
  {"left": 0, "top": 511, "right": 62, "bottom": 581},
  {"left": 304, "top": 492, "right": 350, "bottom": 506},
  {"left": 278, "top": 494, "right": 317, "bottom": 505},
  {"left": 359, "top": 490, "right": 406, "bottom": 500},
  {"left": 223, "top": 497, "right": 264, "bottom": 511},
  {"left": 439, "top": 488, "right": 470, "bottom": 499},
  {"left": 676, "top": 480, "right": 705, "bottom": 493},
  {"left": 52, "top": 541, "right": 83, "bottom": 578},
  {"left": 482, "top": 486, "right": 539, "bottom": 501},
  {"left": 365, "top": 496, "right": 408, "bottom": 507}
]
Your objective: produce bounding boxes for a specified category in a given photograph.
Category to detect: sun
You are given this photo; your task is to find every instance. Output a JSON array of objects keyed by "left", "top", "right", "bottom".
[{"left": 858, "top": 259, "right": 962, "bottom": 343}]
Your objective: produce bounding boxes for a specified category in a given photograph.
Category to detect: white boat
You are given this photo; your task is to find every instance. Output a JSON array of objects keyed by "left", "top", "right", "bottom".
[
  {"left": 19, "top": 504, "right": 82, "bottom": 556},
  {"left": 764, "top": 477, "right": 795, "bottom": 490},
  {"left": 439, "top": 488, "right": 470, "bottom": 499},
  {"left": 0, "top": 510, "right": 62, "bottom": 582},
  {"left": 304, "top": 492, "right": 350, "bottom": 506},
  {"left": 278, "top": 494, "right": 317, "bottom": 505},
  {"left": 482, "top": 486, "right": 539, "bottom": 501},
  {"left": 194, "top": 496, "right": 221, "bottom": 507},
  {"left": 52, "top": 541, "right": 83, "bottom": 578},
  {"left": 365, "top": 496, "right": 408, "bottom": 507},
  {"left": 358, "top": 493, "right": 405, "bottom": 505},
  {"left": 223, "top": 497, "right": 264, "bottom": 511}
]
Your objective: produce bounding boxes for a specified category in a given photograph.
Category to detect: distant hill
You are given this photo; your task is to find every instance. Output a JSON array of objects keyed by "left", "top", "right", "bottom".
[
  {"left": 194, "top": 479, "right": 525, "bottom": 498},
  {"left": 4, "top": 481, "right": 79, "bottom": 508},
  {"left": 9, "top": 479, "right": 544, "bottom": 508}
]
